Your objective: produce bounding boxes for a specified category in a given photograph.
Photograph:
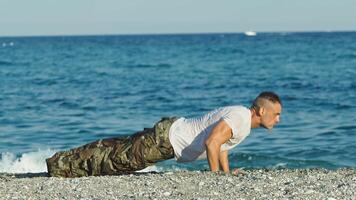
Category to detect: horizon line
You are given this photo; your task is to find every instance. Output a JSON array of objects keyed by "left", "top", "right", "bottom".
[{"left": 0, "top": 29, "right": 355, "bottom": 38}]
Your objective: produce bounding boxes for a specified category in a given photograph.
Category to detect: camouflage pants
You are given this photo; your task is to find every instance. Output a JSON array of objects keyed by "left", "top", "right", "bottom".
[{"left": 46, "top": 117, "right": 178, "bottom": 177}]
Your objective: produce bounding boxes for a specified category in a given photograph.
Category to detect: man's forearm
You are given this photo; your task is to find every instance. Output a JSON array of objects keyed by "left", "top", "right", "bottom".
[
  {"left": 206, "top": 142, "right": 220, "bottom": 172},
  {"left": 219, "top": 150, "right": 229, "bottom": 173}
]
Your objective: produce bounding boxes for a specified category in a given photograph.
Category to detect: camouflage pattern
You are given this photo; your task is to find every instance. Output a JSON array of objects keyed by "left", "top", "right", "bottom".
[{"left": 46, "top": 117, "right": 178, "bottom": 177}]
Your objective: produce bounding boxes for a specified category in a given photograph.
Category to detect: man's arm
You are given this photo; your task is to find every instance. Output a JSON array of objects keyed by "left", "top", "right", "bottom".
[
  {"left": 205, "top": 120, "right": 232, "bottom": 172},
  {"left": 219, "top": 150, "right": 229, "bottom": 173}
]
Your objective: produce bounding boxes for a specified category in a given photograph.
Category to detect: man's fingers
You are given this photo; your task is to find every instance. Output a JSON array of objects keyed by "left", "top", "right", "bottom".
[{"left": 231, "top": 168, "right": 247, "bottom": 176}]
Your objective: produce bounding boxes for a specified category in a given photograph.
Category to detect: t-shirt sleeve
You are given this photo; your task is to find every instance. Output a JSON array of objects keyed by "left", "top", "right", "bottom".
[{"left": 221, "top": 110, "right": 245, "bottom": 140}]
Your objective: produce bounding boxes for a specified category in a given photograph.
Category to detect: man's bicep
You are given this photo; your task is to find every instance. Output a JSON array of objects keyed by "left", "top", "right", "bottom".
[{"left": 206, "top": 120, "right": 233, "bottom": 145}]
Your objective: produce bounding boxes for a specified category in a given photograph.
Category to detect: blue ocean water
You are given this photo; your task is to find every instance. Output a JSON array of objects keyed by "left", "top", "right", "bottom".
[{"left": 0, "top": 32, "right": 356, "bottom": 173}]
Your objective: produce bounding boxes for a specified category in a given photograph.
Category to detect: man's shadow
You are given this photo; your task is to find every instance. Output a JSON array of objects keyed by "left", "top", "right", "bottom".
[
  {"left": 0, "top": 172, "right": 49, "bottom": 179},
  {"left": 0, "top": 171, "right": 169, "bottom": 179}
]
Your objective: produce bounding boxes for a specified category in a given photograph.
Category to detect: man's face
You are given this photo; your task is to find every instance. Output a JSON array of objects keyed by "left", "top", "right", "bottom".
[{"left": 260, "top": 102, "right": 282, "bottom": 130}]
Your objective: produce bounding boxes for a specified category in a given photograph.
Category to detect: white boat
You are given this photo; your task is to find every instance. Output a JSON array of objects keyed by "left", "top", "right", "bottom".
[{"left": 244, "top": 31, "right": 257, "bottom": 36}]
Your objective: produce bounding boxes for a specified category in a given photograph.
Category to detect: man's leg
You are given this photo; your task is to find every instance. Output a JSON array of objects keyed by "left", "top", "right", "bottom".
[
  {"left": 46, "top": 117, "right": 178, "bottom": 177},
  {"left": 107, "top": 117, "right": 179, "bottom": 172},
  {"left": 46, "top": 137, "right": 131, "bottom": 177},
  {"left": 136, "top": 117, "right": 178, "bottom": 164}
]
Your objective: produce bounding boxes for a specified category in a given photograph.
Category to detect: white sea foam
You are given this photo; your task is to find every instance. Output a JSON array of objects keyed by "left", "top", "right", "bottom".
[
  {"left": 136, "top": 165, "right": 161, "bottom": 172},
  {"left": 273, "top": 162, "right": 287, "bottom": 169},
  {"left": 136, "top": 164, "right": 186, "bottom": 173},
  {"left": 1, "top": 42, "right": 15, "bottom": 47},
  {"left": 0, "top": 149, "right": 56, "bottom": 173}
]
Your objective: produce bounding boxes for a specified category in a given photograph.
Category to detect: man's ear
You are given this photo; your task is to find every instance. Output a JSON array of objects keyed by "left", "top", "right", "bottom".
[{"left": 258, "top": 107, "right": 265, "bottom": 116}]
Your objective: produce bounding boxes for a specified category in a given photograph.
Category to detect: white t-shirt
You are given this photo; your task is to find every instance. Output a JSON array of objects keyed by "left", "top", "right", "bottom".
[{"left": 168, "top": 106, "right": 251, "bottom": 162}]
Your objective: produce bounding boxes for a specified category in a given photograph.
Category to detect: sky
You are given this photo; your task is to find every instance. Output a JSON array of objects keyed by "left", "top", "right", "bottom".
[{"left": 0, "top": 0, "right": 355, "bottom": 36}]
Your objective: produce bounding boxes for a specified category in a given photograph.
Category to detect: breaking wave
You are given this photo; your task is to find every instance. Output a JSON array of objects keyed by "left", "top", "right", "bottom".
[{"left": 0, "top": 149, "right": 56, "bottom": 173}]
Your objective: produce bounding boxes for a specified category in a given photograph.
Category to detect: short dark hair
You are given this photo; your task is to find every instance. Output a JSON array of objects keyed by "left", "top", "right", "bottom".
[{"left": 252, "top": 91, "right": 282, "bottom": 108}]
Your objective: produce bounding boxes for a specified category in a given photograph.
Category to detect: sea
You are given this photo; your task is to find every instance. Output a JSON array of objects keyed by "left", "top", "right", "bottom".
[{"left": 0, "top": 32, "right": 355, "bottom": 173}]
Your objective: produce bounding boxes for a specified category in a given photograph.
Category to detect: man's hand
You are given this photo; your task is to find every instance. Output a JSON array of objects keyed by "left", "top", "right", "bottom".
[
  {"left": 231, "top": 168, "right": 248, "bottom": 176},
  {"left": 205, "top": 120, "right": 232, "bottom": 172}
]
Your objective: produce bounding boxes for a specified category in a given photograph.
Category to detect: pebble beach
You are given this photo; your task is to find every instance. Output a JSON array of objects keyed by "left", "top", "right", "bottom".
[{"left": 1, "top": 168, "right": 355, "bottom": 200}]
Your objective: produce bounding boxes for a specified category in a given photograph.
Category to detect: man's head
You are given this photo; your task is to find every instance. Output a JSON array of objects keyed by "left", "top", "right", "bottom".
[{"left": 251, "top": 91, "right": 282, "bottom": 130}]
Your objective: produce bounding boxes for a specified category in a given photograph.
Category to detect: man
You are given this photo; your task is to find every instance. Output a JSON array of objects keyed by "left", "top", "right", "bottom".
[{"left": 46, "top": 91, "right": 282, "bottom": 177}]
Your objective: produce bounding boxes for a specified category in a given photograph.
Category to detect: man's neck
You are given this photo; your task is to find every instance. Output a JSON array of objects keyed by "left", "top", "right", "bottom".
[{"left": 249, "top": 108, "right": 260, "bottom": 129}]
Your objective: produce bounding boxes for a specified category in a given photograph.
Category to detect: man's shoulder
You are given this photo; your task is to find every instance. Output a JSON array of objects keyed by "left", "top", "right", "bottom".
[
  {"left": 220, "top": 105, "right": 249, "bottom": 113},
  {"left": 220, "top": 105, "right": 251, "bottom": 124}
]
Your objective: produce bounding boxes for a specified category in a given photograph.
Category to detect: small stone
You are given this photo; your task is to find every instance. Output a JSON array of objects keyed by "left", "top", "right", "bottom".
[
  {"left": 284, "top": 189, "right": 291, "bottom": 195},
  {"left": 305, "top": 190, "right": 314, "bottom": 194},
  {"left": 163, "top": 191, "right": 171, "bottom": 196},
  {"left": 199, "top": 182, "right": 204, "bottom": 186},
  {"left": 254, "top": 188, "right": 261, "bottom": 192}
]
